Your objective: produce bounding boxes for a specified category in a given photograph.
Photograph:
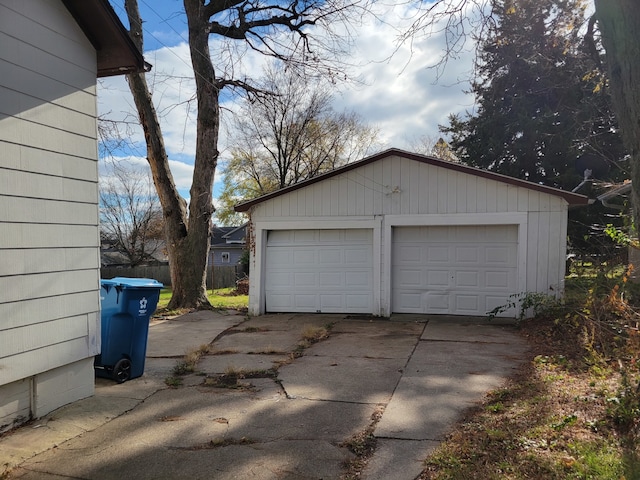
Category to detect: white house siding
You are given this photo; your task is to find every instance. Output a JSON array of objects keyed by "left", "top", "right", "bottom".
[
  {"left": 0, "top": 0, "right": 100, "bottom": 431},
  {"left": 248, "top": 154, "right": 569, "bottom": 317}
]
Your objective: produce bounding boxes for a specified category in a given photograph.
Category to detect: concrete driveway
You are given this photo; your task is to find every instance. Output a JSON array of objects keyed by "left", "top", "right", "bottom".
[{"left": 1, "top": 311, "right": 528, "bottom": 480}]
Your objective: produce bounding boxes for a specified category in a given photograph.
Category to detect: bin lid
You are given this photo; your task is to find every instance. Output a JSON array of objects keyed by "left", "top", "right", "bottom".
[{"left": 101, "top": 277, "right": 164, "bottom": 289}]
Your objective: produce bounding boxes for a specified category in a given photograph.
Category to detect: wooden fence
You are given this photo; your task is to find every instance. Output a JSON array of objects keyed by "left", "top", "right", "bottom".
[{"left": 101, "top": 264, "right": 247, "bottom": 290}]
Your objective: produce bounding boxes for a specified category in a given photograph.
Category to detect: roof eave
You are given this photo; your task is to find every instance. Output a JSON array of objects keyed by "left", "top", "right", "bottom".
[{"left": 62, "top": 0, "right": 146, "bottom": 78}]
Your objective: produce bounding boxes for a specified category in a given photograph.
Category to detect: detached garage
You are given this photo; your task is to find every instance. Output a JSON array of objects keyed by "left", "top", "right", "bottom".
[{"left": 235, "top": 149, "right": 587, "bottom": 318}]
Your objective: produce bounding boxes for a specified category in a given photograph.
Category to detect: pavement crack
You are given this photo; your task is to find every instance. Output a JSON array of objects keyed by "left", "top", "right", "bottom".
[
  {"left": 340, "top": 405, "right": 386, "bottom": 478},
  {"left": 170, "top": 436, "right": 255, "bottom": 451}
]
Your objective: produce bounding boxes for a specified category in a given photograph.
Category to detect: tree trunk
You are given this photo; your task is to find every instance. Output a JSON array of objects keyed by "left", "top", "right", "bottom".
[
  {"left": 595, "top": 0, "right": 640, "bottom": 233},
  {"left": 124, "top": 0, "right": 211, "bottom": 309},
  {"left": 180, "top": 0, "right": 221, "bottom": 303}
]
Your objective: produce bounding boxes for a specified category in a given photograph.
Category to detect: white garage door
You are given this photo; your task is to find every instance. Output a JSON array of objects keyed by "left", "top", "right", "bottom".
[
  {"left": 392, "top": 225, "right": 518, "bottom": 316},
  {"left": 265, "top": 229, "right": 373, "bottom": 313}
]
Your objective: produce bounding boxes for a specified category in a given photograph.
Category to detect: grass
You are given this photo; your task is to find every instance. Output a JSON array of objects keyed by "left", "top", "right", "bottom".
[
  {"left": 419, "top": 269, "right": 640, "bottom": 479},
  {"left": 202, "top": 366, "right": 278, "bottom": 389},
  {"left": 156, "top": 287, "right": 248, "bottom": 314},
  {"left": 165, "top": 344, "right": 211, "bottom": 387},
  {"left": 341, "top": 407, "right": 385, "bottom": 479}
]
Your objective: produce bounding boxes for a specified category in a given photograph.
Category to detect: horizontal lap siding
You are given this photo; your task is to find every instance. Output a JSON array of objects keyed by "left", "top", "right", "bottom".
[{"left": 0, "top": 0, "right": 100, "bottom": 385}]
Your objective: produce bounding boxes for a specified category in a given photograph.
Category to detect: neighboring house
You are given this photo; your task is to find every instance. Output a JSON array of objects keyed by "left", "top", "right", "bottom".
[
  {"left": 209, "top": 224, "right": 247, "bottom": 267},
  {"left": 0, "top": 0, "right": 144, "bottom": 432},
  {"left": 100, "top": 239, "right": 169, "bottom": 267},
  {"left": 235, "top": 149, "right": 588, "bottom": 317}
]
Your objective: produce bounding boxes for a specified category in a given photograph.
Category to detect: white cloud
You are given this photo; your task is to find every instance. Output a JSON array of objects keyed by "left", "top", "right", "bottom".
[
  {"left": 330, "top": 4, "right": 476, "bottom": 149},
  {"left": 99, "top": 1, "right": 477, "bottom": 199}
]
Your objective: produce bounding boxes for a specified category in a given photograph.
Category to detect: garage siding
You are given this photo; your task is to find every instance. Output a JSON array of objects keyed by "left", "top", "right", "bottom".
[
  {"left": 0, "top": 0, "right": 103, "bottom": 431},
  {"left": 251, "top": 157, "right": 567, "bottom": 218},
  {"left": 248, "top": 154, "right": 571, "bottom": 316}
]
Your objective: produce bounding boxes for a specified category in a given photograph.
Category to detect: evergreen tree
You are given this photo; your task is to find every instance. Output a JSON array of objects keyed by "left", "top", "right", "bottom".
[
  {"left": 442, "top": 0, "right": 627, "bottom": 191},
  {"left": 441, "top": 0, "right": 628, "bottom": 259}
]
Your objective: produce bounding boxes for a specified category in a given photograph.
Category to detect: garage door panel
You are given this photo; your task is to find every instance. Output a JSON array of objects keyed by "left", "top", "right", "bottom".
[
  {"left": 268, "top": 272, "right": 292, "bottom": 287},
  {"left": 266, "top": 248, "right": 292, "bottom": 265},
  {"left": 424, "top": 226, "right": 448, "bottom": 241},
  {"left": 485, "top": 295, "right": 510, "bottom": 313},
  {"left": 455, "top": 271, "right": 479, "bottom": 287},
  {"left": 319, "top": 272, "right": 343, "bottom": 286},
  {"left": 427, "top": 270, "right": 449, "bottom": 287},
  {"left": 267, "top": 293, "right": 293, "bottom": 309},
  {"left": 293, "top": 249, "right": 316, "bottom": 264},
  {"left": 455, "top": 246, "right": 480, "bottom": 263},
  {"left": 485, "top": 246, "right": 512, "bottom": 264},
  {"left": 293, "top": 230, "right": 317, "bottom": 242},
  {"left": 425, "top": 292, "right": 449, "bottom": 311},
  {"left": 344, "top": 247, "right": 371, "bottom": 265},
  {"left": 293, "top": 272, "right": 316, "bottom": 287},
  {"left": 396, "top": 269, "right": 421, "bottom": 287},
  {"left": 345, "top": 229, "right": 371, "bottom": 243},
  {"left": 426, "top": 245, "right": 449, "bottom": 262},
  {"left": 485, "top": 271, "right": 510, "bottom": 288},
  {"left": 397, "top": 245, "right": 422, "bottom": 262},
  {"left": 319, "top": 294, "right": 343, "bottom": 309},
  {"left": 345, "top": 271, "right": 371, "bottom": 287},
  {"left": 318, "top": 249, "right": 342, "bottom": 264},
  {"left": 455, "top": 294, "right": 479, "bottom": 312},
  {"left": 346, "top": 294, "right": 373, "bottom": 309},
  {"left": 393, "top": 225, "right": 518, "bottom": 316},
  {"left": 267, "top": 230, "right": 293, "bottom": 244},
  {"left": 318, "top": 229, "right": 341, "bottom": 242},
  {"left": 395, "top": 292, "right": 422, "bottom": 310},
  {"left": 294, "top": 294, "right": 317, "bottom": 309},
  {"left": 265, "top": 229, "right": 373, "bottom": 313}
]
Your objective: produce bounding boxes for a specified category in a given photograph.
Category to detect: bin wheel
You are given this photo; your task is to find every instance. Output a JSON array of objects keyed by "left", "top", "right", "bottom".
[{"left": 112, "top": 358, "right": 132, "bottom": 383}]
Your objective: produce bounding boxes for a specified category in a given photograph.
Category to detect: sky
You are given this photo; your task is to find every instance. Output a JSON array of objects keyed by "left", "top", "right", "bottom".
[{"left": 99, "top": 0, "right": 478, "bottom": 214}]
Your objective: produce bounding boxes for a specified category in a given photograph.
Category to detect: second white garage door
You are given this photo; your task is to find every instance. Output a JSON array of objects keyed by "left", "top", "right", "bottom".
[
  {"left": 392, "top": 225, "right": 518, "bottom": 316},
  {"left": 265, "top": 229, "right": 373, "bottom": 313}
]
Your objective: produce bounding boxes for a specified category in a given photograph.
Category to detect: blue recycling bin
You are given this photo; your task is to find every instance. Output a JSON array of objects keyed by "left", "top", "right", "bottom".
[{"left": 95, "top": 277, "right": 163, "bottom": 383}]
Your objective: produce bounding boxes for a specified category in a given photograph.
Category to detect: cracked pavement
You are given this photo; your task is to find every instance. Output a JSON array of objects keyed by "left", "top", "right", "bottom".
[{"left": 1, "top": 311, "right": 528, "bottom": 479}]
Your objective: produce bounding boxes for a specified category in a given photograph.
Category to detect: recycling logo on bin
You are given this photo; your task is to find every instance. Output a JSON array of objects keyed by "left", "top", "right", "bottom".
[{"left": 139, "top": 297, "right": 148, "bottom": 316}]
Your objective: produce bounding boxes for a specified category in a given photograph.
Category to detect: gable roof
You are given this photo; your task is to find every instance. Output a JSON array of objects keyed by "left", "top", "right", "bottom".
[
  {"left": 62, "top": 0, "right": 146, "bottom": 77},
  {"left": 211, "top": 224, "right": 247, "bottom": 246},
  {"left": 222, "top": 223, "right": 248, "bottom": 242},
  {"left": 234, "top": 148, "right": 588, "bottom": 212}
]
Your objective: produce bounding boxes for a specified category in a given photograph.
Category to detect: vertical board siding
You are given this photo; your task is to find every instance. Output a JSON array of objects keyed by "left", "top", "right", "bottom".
[
  {"left": 0, "top": 0, "right": 100, "bottom": 395},
  {"left": 547, "top": 210, "right": 566, "bottom": 291},
  {"left": 250, "top": 153, "right": 572, "bottom": 316},
  {"left": 252, "top": 156, "right": 571, "bottom": 221}
]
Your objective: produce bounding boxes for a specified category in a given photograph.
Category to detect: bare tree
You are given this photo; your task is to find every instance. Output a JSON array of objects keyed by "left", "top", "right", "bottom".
[
  {"left": 122, "top": 0, "right": 368, "bottom": 309},
  {"left": 408, "top": 135, "right": 459, "bottom": 162},
  {"left": 99, "top": 160, "right": 164, "bottom": 267},
  {"left": 216, "top": 63, "right": 379, "bottom": 224}
]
